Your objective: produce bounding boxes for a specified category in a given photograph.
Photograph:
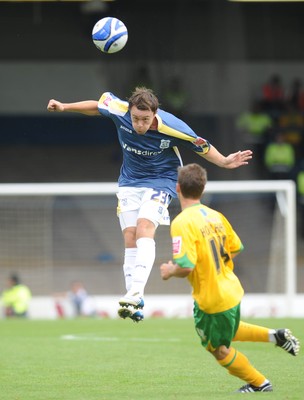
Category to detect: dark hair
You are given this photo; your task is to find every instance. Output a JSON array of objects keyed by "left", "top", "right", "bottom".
[
  {"left": 128, "top": 87, "right": 159, "bottom": 113},
  {"left": 10, "top": 274, "right": 20, "bottom": 285},
  {"left": 178, "top": 163, "right": 207, "bottom": 199}
]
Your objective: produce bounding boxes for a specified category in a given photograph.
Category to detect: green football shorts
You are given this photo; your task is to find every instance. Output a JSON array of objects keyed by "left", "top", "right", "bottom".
[{"left": 193, "top": 302, "right": 241, "bottom": 351}]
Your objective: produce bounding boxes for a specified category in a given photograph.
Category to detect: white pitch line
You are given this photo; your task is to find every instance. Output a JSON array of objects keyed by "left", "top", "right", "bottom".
[{"left": 61, "top": 334, "right": 180, "bottom": 342}]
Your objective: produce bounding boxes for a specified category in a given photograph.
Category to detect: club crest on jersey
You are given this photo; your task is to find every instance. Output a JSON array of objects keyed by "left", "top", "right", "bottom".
[
  {"left": 172, "top": 236, "right": 182, "bottom": 255},
  {"left": 159, "top": 139, "right": 170, "bottom": 149}
]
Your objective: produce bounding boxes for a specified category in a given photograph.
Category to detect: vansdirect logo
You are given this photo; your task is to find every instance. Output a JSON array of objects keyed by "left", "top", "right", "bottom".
[
  {"left": 120, "top": 125, "right": 133, "bottom": 133},
  {"left": 122, "top": 142, "right": 163, "bottom": 156}
]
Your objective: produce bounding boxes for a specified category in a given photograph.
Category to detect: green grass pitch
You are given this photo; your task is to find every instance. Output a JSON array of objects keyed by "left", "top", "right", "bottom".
[{"left": 0, "top": 317, "right": 303, "bottom": 400}]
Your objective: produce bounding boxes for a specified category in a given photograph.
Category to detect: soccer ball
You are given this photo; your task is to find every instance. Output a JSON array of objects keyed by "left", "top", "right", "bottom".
[{"left": 92, "top": 17, "right": 128, "bottom": 54}]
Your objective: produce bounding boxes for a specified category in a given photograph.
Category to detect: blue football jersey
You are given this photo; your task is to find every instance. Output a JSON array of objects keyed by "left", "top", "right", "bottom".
[{"left": 97, "top": 92, "right": 210, "bottom": 198}]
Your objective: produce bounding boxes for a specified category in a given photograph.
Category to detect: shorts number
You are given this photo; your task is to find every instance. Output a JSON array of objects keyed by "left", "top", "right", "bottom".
[{"left": 151, "top": 190, "right": 171, "bottom": 205}]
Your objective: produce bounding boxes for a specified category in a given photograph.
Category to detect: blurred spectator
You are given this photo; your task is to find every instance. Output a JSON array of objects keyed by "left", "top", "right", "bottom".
[
  {"left": 287, "top": 78, "right": 304, "bottom": 113},
  {"left": 277, "top": 101, "right": 304, "bottom": 159},
  {"left": 69, "top": 281, "right": 95, "bottom": 317},
  {"left": 54, "top": 281, "right": 96, "bottom": 318},
  {"left": 261, "top": 74, "right": 285, "bottom": 118},
  {"left": 263, "top": 133, "right": 296, "bottom": 180},
  {"left": 1, "top": 274, "right": 32, "bottom": 318},
  {"left": 236, "top": 99, "right": 273, "bottom": 174},
  {"left": 162, "top": 76, "right": 187, "bottom": 119}
]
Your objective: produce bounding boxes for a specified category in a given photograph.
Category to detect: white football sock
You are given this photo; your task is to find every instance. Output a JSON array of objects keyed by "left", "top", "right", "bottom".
[
  {"left": 268, "top": 329, "right": 277, "bottom": 343},
  {"left": 259, "top": 380, "right": 270, "bottom": 387},
  {"left": 123, "top": 248, "right": 137, "bottom": 292},
  {"left": 128, "top": 237, "right": 155, "bottom": 297}
]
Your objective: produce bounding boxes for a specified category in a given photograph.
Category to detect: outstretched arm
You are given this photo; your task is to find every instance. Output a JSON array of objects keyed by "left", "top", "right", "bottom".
[
  {"left": 47, "top": 99, "right": 100, "bottom": 116},
  {"left": 200, "top": 145, "right": 253, "bottom": 169}
]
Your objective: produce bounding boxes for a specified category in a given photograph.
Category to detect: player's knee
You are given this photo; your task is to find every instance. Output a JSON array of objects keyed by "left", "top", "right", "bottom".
[
  {"left": 210, "top": 345, "right": 230, "bottom": 360},
  {"left": 136, "top": 218, "right": 156, "bottom": 238},
  {"left": 123, "top": 227, "right": 137, "bottom": 247}
]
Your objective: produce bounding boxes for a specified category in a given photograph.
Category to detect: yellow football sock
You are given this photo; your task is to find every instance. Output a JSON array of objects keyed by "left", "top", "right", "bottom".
[
  {"left": 218, "top": 347, "right": 266, "bottom": 387},
  {"left": 233, "top": 321, "right": 270, "bottom": 342}
]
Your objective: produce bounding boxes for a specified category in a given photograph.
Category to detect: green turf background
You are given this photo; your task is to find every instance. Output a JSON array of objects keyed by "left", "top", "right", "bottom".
[{"left": 0, "top": 318, "right": 302, "bottom": 400}]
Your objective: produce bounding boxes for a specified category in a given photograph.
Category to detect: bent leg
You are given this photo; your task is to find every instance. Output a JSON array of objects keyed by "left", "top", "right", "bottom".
[
  {"left": 233, "top": 321, "right": 271, "bottom": 342},
  {"left": 212, "top": 346, "right": 267, "bottom": 387}
]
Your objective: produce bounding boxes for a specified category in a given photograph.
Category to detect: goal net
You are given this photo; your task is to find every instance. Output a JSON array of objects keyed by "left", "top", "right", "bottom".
[{"left": 0, "top": 180, "right": 297, "bottom": 313}]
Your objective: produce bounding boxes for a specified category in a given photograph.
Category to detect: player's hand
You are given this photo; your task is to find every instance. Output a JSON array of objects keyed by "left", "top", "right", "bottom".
[
  {"left": 47, "top": 99, "right": 65, "bottom": 112},
  {"left": 160, "top": 261, "right": 174, "bottom": 280},
  {"left": 224, "top": 150, "right": 253, "bottom": 169}
]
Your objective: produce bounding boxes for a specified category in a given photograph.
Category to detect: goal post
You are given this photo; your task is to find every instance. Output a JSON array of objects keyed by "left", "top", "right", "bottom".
[
  {"left": 205, "top": 180, "right": 297, "bottom": 301},
  {"left": 0, "top": 180, "right": 298, "bottom": 318},
  {"left": 204, "top": 179, "right": 297, "bottom": 314}
]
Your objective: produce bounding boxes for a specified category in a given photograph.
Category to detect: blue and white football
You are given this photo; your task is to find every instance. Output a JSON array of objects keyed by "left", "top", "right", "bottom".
[{"left": 92, "top": 17, "right": 128, "bottom": 54}]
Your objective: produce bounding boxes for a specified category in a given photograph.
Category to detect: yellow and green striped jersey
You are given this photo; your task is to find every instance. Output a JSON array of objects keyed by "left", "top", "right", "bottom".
[{"left": 171, "top": 203, "right": 244, "bottom": 314}]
